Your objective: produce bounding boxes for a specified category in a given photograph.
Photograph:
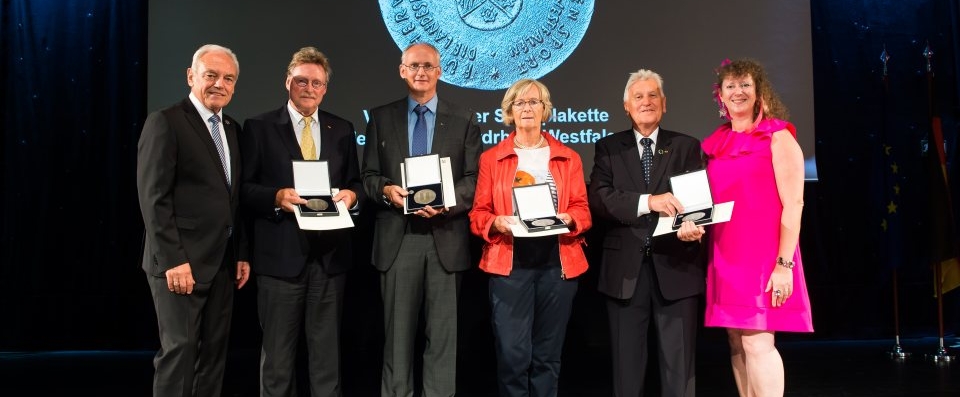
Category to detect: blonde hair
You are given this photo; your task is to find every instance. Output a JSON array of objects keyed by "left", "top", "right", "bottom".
[
  {"left": 500, "top": 79, "right": 553, "bottom": 126},
  {"left": 287, "top": 46, "right": 332, "bottom": 81}
]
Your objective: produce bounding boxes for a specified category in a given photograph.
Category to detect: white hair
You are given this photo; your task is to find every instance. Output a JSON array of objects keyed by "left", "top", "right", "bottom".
[
  {"left": 191, "top": 44, "right": 239, "bottom": 74},
  {"left": 622, "top": 69, "right": 664, "bottom": 101}
]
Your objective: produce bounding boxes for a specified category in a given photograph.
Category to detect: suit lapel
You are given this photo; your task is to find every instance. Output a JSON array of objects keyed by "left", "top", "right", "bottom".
[
  {"left": 617, "top": 131, "right": 647, "bottom": 190},
  {"left": 223, "top": 117, "right": 241, "bottom": 193},
  {"left": 649, "top": 131, "right": 674, "bottom": 191},
  {"left": 180, "top": 100, "right": 230, "bottom": 190},
  {"left": 433, "top": 101, "right": 452, "bottom": 156},
  {"left": 317, "top": 113, "right": 335, "bottom": 162},
  {"left": 275, "top": 108, "right": 303, "bottom": 161},
  {"left": 392, "top": 101, "right": 410, "bottom": 158}
]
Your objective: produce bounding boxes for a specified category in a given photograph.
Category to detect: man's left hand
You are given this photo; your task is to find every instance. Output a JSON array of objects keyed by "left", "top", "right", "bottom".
[
  {"left": 235, "top": 261, "right": 250, "bottom": 289},
  {"left": 333, "top": 189, "right": 357, "bottom": 209}
]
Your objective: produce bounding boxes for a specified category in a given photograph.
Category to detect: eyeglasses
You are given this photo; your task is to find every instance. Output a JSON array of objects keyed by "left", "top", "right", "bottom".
[
  {"left": 512, "top": 99, "right": 543, "bottom": 108},
  {"left": 293, "top": 77, "right": 327, "bottom": 90},
  {"left": 402, "top": 64, "right": 439, "bottom": 73}
]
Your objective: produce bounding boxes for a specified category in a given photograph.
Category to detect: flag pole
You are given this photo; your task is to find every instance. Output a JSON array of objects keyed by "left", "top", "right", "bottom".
[
  {"left": 889, "top": 269, "right": 911, "bottom": 359},
  {"left": 881, "top": 45, "right": 910, "bottom": 360},
  {"left": 921, "top": 41, "right": 954, "bottom": 364}
]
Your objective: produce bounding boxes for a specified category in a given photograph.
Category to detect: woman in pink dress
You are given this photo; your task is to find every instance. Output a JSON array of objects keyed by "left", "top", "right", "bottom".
[{"left": 701, "top": 59, "right": 814, "bottom": 397}]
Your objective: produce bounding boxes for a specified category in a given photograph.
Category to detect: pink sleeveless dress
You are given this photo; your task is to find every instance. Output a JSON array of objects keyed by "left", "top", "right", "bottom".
[{"left": 702, "top": 119, "right": 814, "bottom": 332}]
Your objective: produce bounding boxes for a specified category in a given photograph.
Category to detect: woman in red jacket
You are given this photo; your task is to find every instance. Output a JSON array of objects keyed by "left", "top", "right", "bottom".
[{"left": 469, "top": 78, "right": 592, "bottom": 397}]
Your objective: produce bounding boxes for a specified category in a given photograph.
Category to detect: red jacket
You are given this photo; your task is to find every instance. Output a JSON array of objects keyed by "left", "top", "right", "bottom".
[{"left": 469, "top": 132, "right": 592, "bottom": 278}]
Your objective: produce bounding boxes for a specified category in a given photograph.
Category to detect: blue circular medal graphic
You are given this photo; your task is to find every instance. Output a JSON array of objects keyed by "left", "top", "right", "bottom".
[{"left": 379, "top": 0, "right": 595, "bottom": 90}]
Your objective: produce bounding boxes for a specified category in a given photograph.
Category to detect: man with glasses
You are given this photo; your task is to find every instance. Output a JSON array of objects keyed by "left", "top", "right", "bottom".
[
  {"left": 361, "top": 42, "right": 482, "bottom": 397},
  {"left": 240, "top": 46, "right": 362, "bottom": 396},
  {"left": 137, "top": 44, "right": 250, "bottom": 397}
]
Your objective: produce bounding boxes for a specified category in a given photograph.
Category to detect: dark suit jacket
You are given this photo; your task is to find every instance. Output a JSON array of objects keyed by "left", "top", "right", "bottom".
[
  {"left": 589, "top": 128, "right": 705, "bottom": 301},
  {"left": 361, "top": 97, "right": 482, "bottom": 272},
  {"left": 137, "top": 98, "right": 245, "bottom": 283},
  {"left": 240, "top": 105, "right": 363, "bottom": 278}
]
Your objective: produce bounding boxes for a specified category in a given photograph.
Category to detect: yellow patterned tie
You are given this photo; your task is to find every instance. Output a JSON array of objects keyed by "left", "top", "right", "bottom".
[{"left": 301, "top": 116, "right": 315, "bottom": 160}]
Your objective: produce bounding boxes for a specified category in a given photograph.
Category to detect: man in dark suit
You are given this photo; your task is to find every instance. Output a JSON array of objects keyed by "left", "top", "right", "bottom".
[
  {"left": 240, "top": 47, "right": 362, "bottom": 397},
  {"left": 589, "top": 69, "right": 706, "bottom": 397},
  {"left": 361, "top": 42, "right": 482, "bottom": 397},
  {"left": 137, "top": 44, "right": 250, "bottom": 397}
]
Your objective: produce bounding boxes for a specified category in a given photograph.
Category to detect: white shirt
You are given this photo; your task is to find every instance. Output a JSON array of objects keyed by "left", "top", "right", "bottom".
[{"left": 188, "top": 92, "right": 232, "bottom": 181}]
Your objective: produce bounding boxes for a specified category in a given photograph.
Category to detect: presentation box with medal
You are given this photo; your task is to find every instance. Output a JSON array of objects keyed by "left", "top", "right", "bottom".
[
  {"left": 669, "top": 169, "right": 715, "bottom": 229},
  {"left": 290, "top": 161, "right": 354, "bottom": 231},
  {"left": 401, "top": 154, "right": 452, "bottom": 213},
  {"left": 512, "top": 183, "right": 569, "bottom": 234},
  {"left": 292, "top": 161, "right": 338, "bottom": 217}
]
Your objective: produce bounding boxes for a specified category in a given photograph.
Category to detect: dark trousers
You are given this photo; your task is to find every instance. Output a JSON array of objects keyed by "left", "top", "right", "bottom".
[
  {"left": 146, "top": 266, "right": 234, "bottom": 397},
  {"left": 257, "top": 262, "right": 346, "bottom": 397},
  {"left": 489, "top": 263, "right": 578, "bottom": 397},
  {"left": 381, "top": 233, "right": 459, "bottom": 397},
  {"left": 606, "top": 257, "right": 697, "bottom": 397}
]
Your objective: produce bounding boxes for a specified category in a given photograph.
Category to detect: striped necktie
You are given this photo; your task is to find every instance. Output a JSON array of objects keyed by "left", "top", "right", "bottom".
[{"left": 208, "top": 114, "right": 230, "bottom": 186}]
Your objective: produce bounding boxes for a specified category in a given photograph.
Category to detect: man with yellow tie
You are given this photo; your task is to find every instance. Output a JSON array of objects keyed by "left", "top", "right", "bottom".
[{"left": 239, "top": 46, "right": 363, "bottom": 397}]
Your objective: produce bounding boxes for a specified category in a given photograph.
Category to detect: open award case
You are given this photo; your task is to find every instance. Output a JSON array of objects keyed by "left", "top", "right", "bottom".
[
  {"left": 401, "top": 154, "right": 457, "bottom": 214},
  {"left": 669, "top": 169, "right": 715, "bottom": 229},
  {"left": 291, "top": 161, "right": 354, "bottom": 230},
  {"left": 511, "top": 183, "right": 570, "bottom": 234},
  {"left": 292, "top": 161, "right": 338, "bottom": 217}
]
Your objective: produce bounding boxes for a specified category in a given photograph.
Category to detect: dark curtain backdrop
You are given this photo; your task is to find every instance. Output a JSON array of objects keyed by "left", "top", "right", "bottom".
[
  {"left": 810, "top": 0, "right": 960, "bottom": 338},
  {"left": 2, "top": 0, "right": 959, "bottom": 352},
  {"left": 1, "top": 0, "right": 150, "bottom": 349}
]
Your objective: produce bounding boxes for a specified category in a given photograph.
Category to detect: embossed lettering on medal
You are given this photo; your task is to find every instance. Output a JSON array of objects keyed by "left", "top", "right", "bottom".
[{"left": 379, "top": 0, "right": 595, "bottom": 90}]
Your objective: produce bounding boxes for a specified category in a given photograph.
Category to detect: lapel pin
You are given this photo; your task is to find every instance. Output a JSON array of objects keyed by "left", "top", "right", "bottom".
[{"left": 658, "top": 148, "right": 669, "bottom": 155}]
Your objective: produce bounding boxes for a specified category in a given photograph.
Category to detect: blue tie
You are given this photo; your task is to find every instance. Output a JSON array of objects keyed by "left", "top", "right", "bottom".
[
  {"left": 208, "top": 114, "right": 230, "bottom": 187},
  {"left": 412, "top": 105, "right": 429, "bottom": 156},
  {"left": 640, "top": 137, "right": 653, "bottom": 185}
]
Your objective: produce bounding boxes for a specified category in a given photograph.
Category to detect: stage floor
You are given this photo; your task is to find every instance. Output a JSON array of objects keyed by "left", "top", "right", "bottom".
[{"left": 2, "top": 337, "right": 957, "bottom": 396}]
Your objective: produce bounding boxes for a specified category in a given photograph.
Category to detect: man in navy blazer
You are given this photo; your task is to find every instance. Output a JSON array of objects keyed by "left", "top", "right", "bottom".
[
  {"left": 137, "top": 44, "right": 250, "bottom": 397},
  {"left": 361, "top": 42, "right": 482, "bottom": 397},
  {"left": 589, "top": 69, "right": 705, "bottom": 397},
  {"left": 240, "top": 47, "right": 362, "bottom": 396}
]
